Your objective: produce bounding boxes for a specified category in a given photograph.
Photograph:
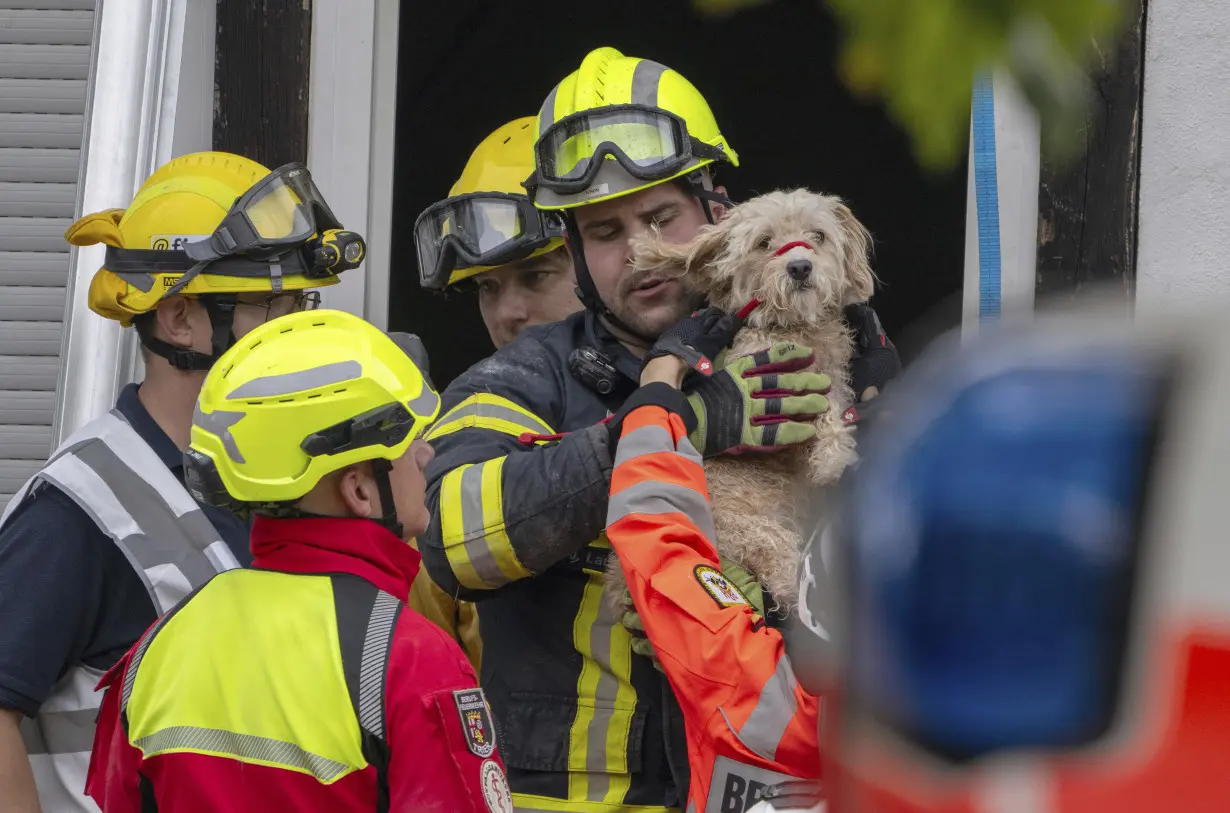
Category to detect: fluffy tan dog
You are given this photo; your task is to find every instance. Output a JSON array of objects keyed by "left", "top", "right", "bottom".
[{"left": 607, "top": 188, "right": 875, "bottom": 615}]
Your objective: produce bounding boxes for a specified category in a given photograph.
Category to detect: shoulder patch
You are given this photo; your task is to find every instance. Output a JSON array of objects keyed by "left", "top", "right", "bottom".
[
  {"left": 694, "top": 564, "right": 751, "bottom": 609},
  {"left": 480, "top": 758, "right": 514, "bottom": 813},
  {"left": 453, "top": 687, "right": 496, "bottom": 758}
]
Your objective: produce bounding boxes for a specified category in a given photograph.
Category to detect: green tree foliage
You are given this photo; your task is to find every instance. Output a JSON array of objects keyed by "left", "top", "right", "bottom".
[{"left": 694, "top": 0, "right": 1126, "bottom": 170}]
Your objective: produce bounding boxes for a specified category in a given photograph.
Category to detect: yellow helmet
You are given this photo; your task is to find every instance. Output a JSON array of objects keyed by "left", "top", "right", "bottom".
[
  {"left": 184, "top": 309, "right": 441, "bottom": 529},
  {"left": 75, "top": 151, "right": 345, "bottom": 327},
  {"left": 529, "top": 46, "right": 739, "bottom": 211},
  {"left": 414, "top": 117, "right": 565, "bottom": 290}
]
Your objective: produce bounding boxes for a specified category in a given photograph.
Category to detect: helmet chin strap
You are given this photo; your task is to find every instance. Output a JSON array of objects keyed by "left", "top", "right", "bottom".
[
  {"left": 369, "top": 458, "right": 404, "bottom": 539},
  {"left": 138, "top": 294, "right": 238, "bottom": 372}
]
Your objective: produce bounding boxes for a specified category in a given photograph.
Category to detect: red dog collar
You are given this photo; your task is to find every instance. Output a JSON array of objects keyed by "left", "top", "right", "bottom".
[{"left": 773, "top": 240, "right": 813, "bottom": 257}]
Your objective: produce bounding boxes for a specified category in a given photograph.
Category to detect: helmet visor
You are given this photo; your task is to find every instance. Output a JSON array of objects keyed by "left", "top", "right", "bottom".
[
  {"left": 414, "top": 192, "right": 557, "bottom": 290},
  {"left": 535, "top": 106, "right": 697, "bottom": 195}
]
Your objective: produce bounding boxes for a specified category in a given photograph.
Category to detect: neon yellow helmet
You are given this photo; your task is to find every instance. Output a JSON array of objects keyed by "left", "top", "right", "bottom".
[
  {"left": 184, "top": 309, "right": 441, "bottom": 533},
  {"left": 414, "top": 117, "right": 565, "bottom": 291},
  {"left": 75, "top": 152, "right": 345, "bottom": 326},
  {"left": 529, "top": 46, "right": 739, "bottom": 211}
]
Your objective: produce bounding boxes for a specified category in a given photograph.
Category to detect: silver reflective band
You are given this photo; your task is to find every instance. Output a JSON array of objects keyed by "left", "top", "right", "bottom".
[
  {"left": 358, "top": 590, "right": 401, "bottom": 739},
  {"left": 192, "top": 404, "right": 247, "bottom": 464},
  {"left": 407, "top": 387, "right": 440, "bottom": 420},
  {"left": 606, "top": 479, "right": 718, "bottom": 544},
  {"left": 133, "top": 725, "right": 351, "bottom": 783},
  {"left": 721, "top": 656, "right": 800, "bottom": 763},
  {"left": 455, "top": 461, "right": 512, "bottom": 588},
  {"left": 228, "top": 359, "right": 362, "bottom": 399}
]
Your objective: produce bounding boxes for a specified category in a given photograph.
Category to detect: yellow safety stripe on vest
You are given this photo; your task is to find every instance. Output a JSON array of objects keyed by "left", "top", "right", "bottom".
[
  {"left": 439, "top": 458, "right": 532, "bottom": 590},
  {"left": 424, "top": 393, "right": 555, "bottom": 442},
  {"left": 512, "top": 791, "right": 677, "bottom": 813},
  {"left": 566, "top": 534, "right": 638, "bottom": 806},
  {"left": 132, "top": 725, "right": 352, "bottom": 784}
]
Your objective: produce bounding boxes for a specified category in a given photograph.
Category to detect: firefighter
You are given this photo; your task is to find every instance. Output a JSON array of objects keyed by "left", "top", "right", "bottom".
[
  {"left": 417, "top": 47, "right": 896, "bottom": 812},
  {"left": 409, "top": 116, "right": 585, "bottom": 672},
  {"left": 416, "top": 115, "right": 581, "bottom": 349},
  {"left": 86, "top": 308, "right": 513, "bottom": 812},
  {"left": 0, "top": 152, "right": 354, "bottom": 813},
  {"left": 604, "top": 306, "right": 825, "bottom": 813}
]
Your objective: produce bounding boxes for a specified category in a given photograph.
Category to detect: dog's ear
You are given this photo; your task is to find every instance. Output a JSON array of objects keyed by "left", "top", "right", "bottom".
[
  {"left": 629, "top": 220, "right": 733, "bottom": 293},
  {"left": 836, "top": 201, "right": 875, "bottom": 304}
]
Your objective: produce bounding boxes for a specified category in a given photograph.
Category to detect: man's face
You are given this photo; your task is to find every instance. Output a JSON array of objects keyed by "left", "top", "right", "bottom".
[
  {"left": 572, "top": 182, "right": 720, "bottom": 340},
  {"left": 473, "top": 248, "right": 580, "bottom": 348},
  {"left": 387, "top": 439, "right": 436, "bottom": 541}
]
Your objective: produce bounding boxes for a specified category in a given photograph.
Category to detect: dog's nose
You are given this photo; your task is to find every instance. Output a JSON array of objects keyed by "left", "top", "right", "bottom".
[{"left": 786, "top": 258, "right": 812, "bottom": 281}]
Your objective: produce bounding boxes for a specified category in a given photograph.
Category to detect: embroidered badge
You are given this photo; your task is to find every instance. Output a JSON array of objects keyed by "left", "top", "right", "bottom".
[
  {"left": 695, "top": 564, "right": 751, "bottom": 609},
  {"left": 453, "top": 688, "right": 496, "bottom": 758},
  {"left": 480, "top": 758, "right": 514, "bottom": 813}
]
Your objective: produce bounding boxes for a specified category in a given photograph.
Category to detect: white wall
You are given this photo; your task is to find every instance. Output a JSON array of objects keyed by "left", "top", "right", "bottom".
[{"left": 1136, "top": 0, "right": 1230, "bottom": 313}]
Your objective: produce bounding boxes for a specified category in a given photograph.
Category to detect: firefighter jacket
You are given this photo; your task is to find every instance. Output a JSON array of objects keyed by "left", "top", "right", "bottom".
[
  {"left": 605, "top": 391, "right": 823, "bottom": 813},
  {"left": 407, "top": 538, "right": 482, "bottom": 673},
  {"left": 86, "top": 516, "right": 513, "bottom": 813},
  {"left": 419, "top": 311, "right": 689, "bottom": 812}
]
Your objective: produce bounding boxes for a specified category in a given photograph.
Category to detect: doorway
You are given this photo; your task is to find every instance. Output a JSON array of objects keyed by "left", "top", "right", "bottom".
[{"left": 390, "top": 0, "right": 969, "bottom": 388}]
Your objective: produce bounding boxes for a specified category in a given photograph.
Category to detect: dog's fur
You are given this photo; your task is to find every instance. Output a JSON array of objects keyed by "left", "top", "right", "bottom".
[{"left": 606, "top": 188, "right": 875, "bottom": 615}]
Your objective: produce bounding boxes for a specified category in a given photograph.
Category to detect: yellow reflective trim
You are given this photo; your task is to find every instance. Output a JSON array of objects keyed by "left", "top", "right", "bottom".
[
  {"left": 567, "top": 535, "right": 638, "bottom": 805},
  {"left": 125, "top": 570, "right": 366, "bottom": 780},
  {"left": 511, "top": 792, "right": 676, "bottom": 812},
  {"left": 480, "top": 456, "right": 532, "bottom": 583},
  {"left": 440, "top": 464, "right": 487, "bottom": 590},
  {"left": 438, "top": 458, "right": 532, "bottom": 590},
  {"left": 424, "top": 393, "right": 555, "bottom": 442}
]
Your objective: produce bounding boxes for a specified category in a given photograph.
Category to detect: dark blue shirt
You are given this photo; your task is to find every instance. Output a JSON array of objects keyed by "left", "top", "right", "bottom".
[{"left": 0, "top": 384, "right": 251, "bottom": 717}]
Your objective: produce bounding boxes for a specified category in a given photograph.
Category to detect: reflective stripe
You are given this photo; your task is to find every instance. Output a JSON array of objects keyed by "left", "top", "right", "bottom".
[
  {"left": 512, "top": 792, "right": 677, "bottom": 812},
  {"left": 612, "top": 424, "right": 675, "bottom": 468},
  {"left": 512, "top": 792, "right": 677, "bottom": 813},
  {"left": 630, "top": 60, "right": 668, "bottom": 108},
  {"left": 191, "top": 404, "right": 247, "bottom": 463},
  {"left": 539, "top": 84, "right": 560, "bottom": 137},
  {"left": 408, "top": 386, "right": 440, "bottom": 421},
  {"left": 132, "top": 725, "right": 351, "bottom": 783},
  {"left": 358, "top": 590, "right": 401, "bottom": 739},
  {"left": 723, "top": 656, "right": 800, "bottom": 762},
  {"left": 568, "top": 536, "right": 637, "bottom": 805},
  {"left": 424, "top": 393, "right": 554, "bottom": 442},
  {"left": 227, "top": 360, "right": 362, "bottom": 398},
  {"left": 439, "top": 459, "right": 532, "bottom": 589},
  {"left": 607, "top": 480, "right": 717, "bottom": 545}
]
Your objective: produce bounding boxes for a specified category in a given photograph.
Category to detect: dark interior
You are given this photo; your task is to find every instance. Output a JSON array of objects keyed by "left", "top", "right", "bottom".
[{"left": 391, "top": 0, "right": 969, "bottom": 388}]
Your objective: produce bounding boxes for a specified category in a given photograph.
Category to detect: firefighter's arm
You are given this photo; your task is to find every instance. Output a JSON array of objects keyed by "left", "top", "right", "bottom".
[
  {"left": 84, "top": 655, "right": 145, "bottom": 813},
  {"left": 604, "top": 386, "right": 800, "bottom": 710},
  {"left": 418, "top": 335, "right": 613, "bottom": 598}
]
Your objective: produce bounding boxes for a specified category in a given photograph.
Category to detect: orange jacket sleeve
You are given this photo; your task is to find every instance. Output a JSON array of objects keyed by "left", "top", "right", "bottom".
[{"left": 605, "top": 398, "right": 820, "bottom": 806}]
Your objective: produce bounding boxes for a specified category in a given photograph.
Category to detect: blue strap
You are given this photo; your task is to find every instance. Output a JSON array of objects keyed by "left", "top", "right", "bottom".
[{"left": 972, "top": 75, "right": 1001, "bottom": 322}]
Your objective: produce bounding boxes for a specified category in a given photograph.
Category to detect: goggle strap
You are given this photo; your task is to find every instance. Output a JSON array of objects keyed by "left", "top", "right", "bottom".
[{"left": 160, "top": 260, "right": 211, "bottom": 299}]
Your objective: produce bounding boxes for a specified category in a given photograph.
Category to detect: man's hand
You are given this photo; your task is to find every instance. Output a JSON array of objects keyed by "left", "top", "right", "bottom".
[
  {"left": 0, "top": 708, "right": 40, "bottom": 813},
  {"left": 686, "top": 343, "right": 831, "bottom": 456},
  {"left": 845, "top": 303, "right": 901, "bottom": 403},
  {"left": 643, "top": 306, "right": 743, "bottom": 378}
]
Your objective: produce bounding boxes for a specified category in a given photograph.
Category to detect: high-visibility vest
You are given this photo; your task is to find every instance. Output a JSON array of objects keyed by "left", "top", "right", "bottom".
[{"left": 0, "top": 409, "right": 239, "bottom": 813}]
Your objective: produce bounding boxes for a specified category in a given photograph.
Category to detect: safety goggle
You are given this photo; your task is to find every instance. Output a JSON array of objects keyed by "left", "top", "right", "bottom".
[
  {"left": 528, "top": 105, "right": 727, "bottom": 197},
  {"left": 413, "top": 191, "right": 564, "bottom": 290},
  {"left": 184, "top": 163, "right": 342, "bottom": 264}
]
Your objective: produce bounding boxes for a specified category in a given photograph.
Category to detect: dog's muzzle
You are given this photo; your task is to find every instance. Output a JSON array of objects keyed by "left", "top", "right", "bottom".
[{"left": 786, "top": 258, "right": 812, "bottom": 282}]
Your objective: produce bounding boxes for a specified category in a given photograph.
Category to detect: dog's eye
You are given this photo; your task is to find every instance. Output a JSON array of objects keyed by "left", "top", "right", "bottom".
[
  {"left": 809, "top": 231, "right": 826, "bottom": 245},
  {"left": 757, "top": 236, "right": 772, "bottom": 250}
]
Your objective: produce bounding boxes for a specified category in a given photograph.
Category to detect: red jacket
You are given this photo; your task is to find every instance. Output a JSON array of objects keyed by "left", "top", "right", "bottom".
[
  {"left": 606, "top": 402, "right": 822, "bottom": 813},
  {"left": 86, "top": 516, "right": 512, "bottom": 813}
]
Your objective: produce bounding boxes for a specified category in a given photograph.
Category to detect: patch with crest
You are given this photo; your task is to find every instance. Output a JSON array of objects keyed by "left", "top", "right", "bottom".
[
  {"left": 453, "top": 688, "right": 496, "bottom": 758},
  {"left": 695, "top": 564, "right": 751, "bottom": 609}
]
